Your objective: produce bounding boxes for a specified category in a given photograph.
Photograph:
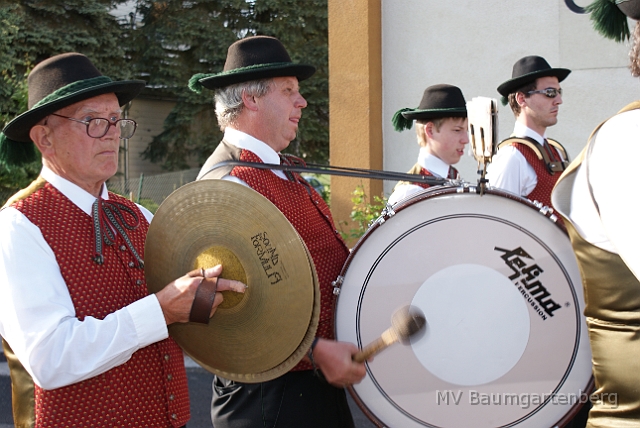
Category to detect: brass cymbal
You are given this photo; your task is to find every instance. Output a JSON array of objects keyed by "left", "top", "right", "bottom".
[{"left": 145, "top": 179, "right": 319, "bottom": 382}]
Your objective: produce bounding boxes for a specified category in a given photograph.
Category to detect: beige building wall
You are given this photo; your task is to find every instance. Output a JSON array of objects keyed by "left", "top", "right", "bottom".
[{"left": 116, "top": 97, "right": 176, "bottom": 181}]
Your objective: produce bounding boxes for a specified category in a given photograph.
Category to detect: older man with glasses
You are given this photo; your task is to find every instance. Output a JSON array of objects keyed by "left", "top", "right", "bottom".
[
  {"left": 487, "top": 55, "right": 571, "bottom": 210},
  {"left": 0, "top": 52, "right": 245, "bottom": 427}
]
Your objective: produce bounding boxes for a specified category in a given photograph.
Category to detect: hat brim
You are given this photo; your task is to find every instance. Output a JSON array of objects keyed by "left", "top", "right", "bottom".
[
  {"left": 497, "top": 68, "right": 571, "bottom": 97},
  {"left": 401, "top": 107, "right": 467, "bottom": 121},
  {"left": 3, "top": 80, "right": 146, "bottom": 143},
  {"left": 198, "top": 63, "right": 316, "bottom": 89}
]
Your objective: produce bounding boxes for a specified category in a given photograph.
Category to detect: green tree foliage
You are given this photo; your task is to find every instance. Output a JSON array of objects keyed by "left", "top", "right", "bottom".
[
  {"left": 1, "top": 0, "right": 330, "bottom": 181},
  {"left": 134, "top": 0, "right": 329, "bottom": 169},
  {"left": 130, "top": 0, "right": 250, "bottom": 170},
  {"left": 0, "top": 0, "right": 133, "bottom": 121}
]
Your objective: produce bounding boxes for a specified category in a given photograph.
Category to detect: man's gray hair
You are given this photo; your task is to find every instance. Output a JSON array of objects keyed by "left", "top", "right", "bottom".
[{"left": 214, "top": 78, "right": 273, "bottom": 130}]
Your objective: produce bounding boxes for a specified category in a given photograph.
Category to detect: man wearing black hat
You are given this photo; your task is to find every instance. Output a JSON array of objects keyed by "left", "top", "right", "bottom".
[
  {"left": 191, "top": 36, "right": 366, "bottom": 427},
  {"left": 388, "top": 84, "right": 468, "bottom": 205},
  {"left": 552, "top": 1, "right": 640, "bottom": 425},
  {"left": 0, "top": 52, "right": 245, "bottom": 427},
  {"left": 487, "top": 55, "right": 571, "bottom": 209}
]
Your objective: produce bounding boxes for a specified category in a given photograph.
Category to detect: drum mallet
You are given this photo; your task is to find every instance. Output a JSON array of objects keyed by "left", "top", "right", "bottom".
[{"left": 353, "top": 305, "right": 426, "bottom": 363}]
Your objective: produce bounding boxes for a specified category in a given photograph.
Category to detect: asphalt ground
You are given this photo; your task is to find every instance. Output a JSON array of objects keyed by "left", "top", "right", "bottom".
[{"left": 0, "top": 349, "right": 376, "bottom": 428}]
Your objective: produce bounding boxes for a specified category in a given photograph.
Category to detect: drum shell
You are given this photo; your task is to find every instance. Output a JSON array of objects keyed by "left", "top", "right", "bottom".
[{"left": 335, "top": 185, "right": 593, "bottom": 428}]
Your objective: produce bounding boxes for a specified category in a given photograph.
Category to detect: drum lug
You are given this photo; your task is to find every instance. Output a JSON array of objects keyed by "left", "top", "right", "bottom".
[
  {"left": 378, "top": 205, "right": 396, "bottom": 223},
  {"left": 532, "top": 200, "right": 557, "bottom": 221},
  {"left": 332, "top": 276, "right": 344, "bottom": 295}
]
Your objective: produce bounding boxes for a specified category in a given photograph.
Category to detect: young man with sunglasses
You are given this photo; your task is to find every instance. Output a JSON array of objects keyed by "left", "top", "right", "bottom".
[{"left": 486, "top": 56, "right": 571, "bottom": 209}]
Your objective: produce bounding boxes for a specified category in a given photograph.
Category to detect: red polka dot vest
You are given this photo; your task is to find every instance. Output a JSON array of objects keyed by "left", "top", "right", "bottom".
[
  {"left": 14, "top": 183, "right": 189, "bottom": 428},
  {"left": 513, "top": 143, "right": 563, "bottom": 209}
]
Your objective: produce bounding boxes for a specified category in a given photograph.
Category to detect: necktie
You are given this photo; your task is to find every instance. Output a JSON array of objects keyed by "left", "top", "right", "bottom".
[{"left": 92, "top": 197, "right": 144, "bottom": 267}]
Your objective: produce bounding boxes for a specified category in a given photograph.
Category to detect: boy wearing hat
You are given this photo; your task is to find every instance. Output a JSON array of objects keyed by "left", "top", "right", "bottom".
[
  {"left": 387, "top": 84, "right": 469, "bottom": 206},
  {"left": 552, "top": 1, "right": 640, "bottom": 425},
  {"left": 487, "top": 55, "right": 571, "bottom": 209},
  {"left": 0, "top": 53, "right": 244, "bottom": 427},
  {"left": 191, "top": 36, "right": 366, "bottom": 427}
]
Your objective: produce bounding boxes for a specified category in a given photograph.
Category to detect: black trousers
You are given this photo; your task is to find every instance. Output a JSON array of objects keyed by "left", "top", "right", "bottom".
[{"left": 211, "top": 371, "right": 355, "bottom": 428}]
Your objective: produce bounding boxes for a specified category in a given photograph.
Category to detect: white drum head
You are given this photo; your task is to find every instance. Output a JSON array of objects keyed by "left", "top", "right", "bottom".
[{"left": 335, "top": 186, "right": 592, "bottom": 428}]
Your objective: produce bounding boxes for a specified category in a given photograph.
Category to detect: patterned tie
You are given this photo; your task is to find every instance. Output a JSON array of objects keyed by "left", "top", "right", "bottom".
[
  {"left": 279, "top": 154, "right": 298, "bottom": 182},
  {"left": 91, "top": 197, "right": 144, "bottom": 267}
]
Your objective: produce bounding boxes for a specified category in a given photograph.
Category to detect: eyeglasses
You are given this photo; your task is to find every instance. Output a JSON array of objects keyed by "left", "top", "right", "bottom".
[
  {"left": 50, "top": 113, "right": 137, "bottom": 139},
  {"left": 526, "top": 88, "right": 562, "bottom": 98}
]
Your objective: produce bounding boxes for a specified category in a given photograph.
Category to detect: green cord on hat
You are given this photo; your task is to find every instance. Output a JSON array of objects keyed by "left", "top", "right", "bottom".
[
  {"left": 188, "top": 73, "right": 212, "bottom": 94},
  {"left": 392, "top": 108, "right": 414, "bottom": 132},
  {"left": 586, "top": 0, "right": 631, "bottom": 42},
  {"left": 33, "top": 76, "right": 114, "bottom": 109}
]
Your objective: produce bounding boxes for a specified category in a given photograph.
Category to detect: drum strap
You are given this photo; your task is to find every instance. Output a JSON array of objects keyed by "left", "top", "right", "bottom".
[{"left": 497, "top": 137, "right": 569, "bottom": 173}]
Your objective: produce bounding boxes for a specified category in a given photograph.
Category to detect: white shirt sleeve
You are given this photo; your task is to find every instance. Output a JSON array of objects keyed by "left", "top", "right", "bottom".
[
  {"left": 387, "top": 184, "right": 424, "bottom": 206},
  {"left": 0, "top": 207, "right": 168, "bottom": 390},
  {"left": 587, "top": 111, "right": 640, "bottom": 279},
  {"left": 486, "top": 146, "right": 537, "bottom": 197}
]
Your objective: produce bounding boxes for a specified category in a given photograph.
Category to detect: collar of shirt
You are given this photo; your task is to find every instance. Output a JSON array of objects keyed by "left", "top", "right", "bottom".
[
  {"left": 417, "top": 147, "right": 451, "bottom": 178},
  {"left": 513, "top": 121, "right": 546, "bottom": 145},
  {"left": 40, "top": 166, "right": 109, "bottom": 216},
  {"left": 223, "top": 128, "right": 287, "bottom": 180}
]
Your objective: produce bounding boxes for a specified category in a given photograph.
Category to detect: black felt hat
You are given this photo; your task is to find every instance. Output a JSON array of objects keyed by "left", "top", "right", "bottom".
[
  {"left": 0, "top": 53, "right": 145, "bottom": 166},
  {"left": 392, "top": 84, "right": 467, "bottom": 132},
  {"left": 497, "top": 56, "right": 571, "bottom": 98},
  {"left": 586, "top": 0, "right": 640, "bottom": 42},
  {"left": 189, "top": 36, "right": 316, "bottom": 92}
]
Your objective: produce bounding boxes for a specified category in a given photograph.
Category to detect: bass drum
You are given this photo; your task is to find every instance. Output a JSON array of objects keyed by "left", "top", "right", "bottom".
[{"left": 334, "top": 185, "right": 592, "bottom": 428}]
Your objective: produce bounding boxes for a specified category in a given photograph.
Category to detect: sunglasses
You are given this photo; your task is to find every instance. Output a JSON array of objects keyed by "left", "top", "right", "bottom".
[{"left": 526, "top": 88, "right": 562, "bottom": 98}]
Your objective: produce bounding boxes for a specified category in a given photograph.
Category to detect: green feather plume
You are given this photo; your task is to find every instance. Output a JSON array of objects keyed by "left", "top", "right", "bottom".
[
  {"left": 586, "top": 0, "right": 630, "bottom": 42},
  {"left": 188, "top": 73, "right": 211, "bottom": 94},
  {"left": 392, "top": 108, "right": 414, "bottom": 132},
  {"left": 0, "top": 132, "right": 39, "bottom": 167}
]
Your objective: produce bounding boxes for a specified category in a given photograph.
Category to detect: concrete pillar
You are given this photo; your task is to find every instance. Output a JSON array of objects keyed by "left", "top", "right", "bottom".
[{"left": 328, "top": 0, "right": 382, "bottom": 244}]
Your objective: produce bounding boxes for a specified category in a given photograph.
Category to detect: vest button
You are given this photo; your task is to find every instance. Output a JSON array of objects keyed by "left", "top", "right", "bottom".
[
  {"left": 128, "top": 261, "right": 135, "bottom": 268},
  {"left": 164, "top": 354, "right": 170, "bottom": 361},
  {"left": 167, "top": 374, "right": 173, "bottom": 381},
  {"left": 120, "top": 245, "right": 126, "bottom": 251},
  {"left": 136, "top": 279, "right": 143, "bottom": 285},
  {"left": 171, "top": 413, "right": 177, "bottom": 420},
  {"left": 169, "top": 394, "right": 175, "bottom": 401}
]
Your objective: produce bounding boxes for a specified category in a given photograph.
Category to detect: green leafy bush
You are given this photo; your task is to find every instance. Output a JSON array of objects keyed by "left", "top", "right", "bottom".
[{"left": 340, "top": 184, "right": 387, "bottom": 241}]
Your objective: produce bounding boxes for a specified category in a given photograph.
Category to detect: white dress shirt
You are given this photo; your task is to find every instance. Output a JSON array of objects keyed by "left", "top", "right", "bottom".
[
  {"left": 486, "top": 121, "right": 544, "bottom": 197},
  {"left": 220, "top": 128, "right": 287, "bottom": 185},
  {"left": 387, "top": 148, "right": 453, "bottom": 206},
  {"left": 0, "top": 166, "right": 167, "bottom": 390},
  {"left": 552, "top": 109, "right": 640, "bottom": 279}
]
